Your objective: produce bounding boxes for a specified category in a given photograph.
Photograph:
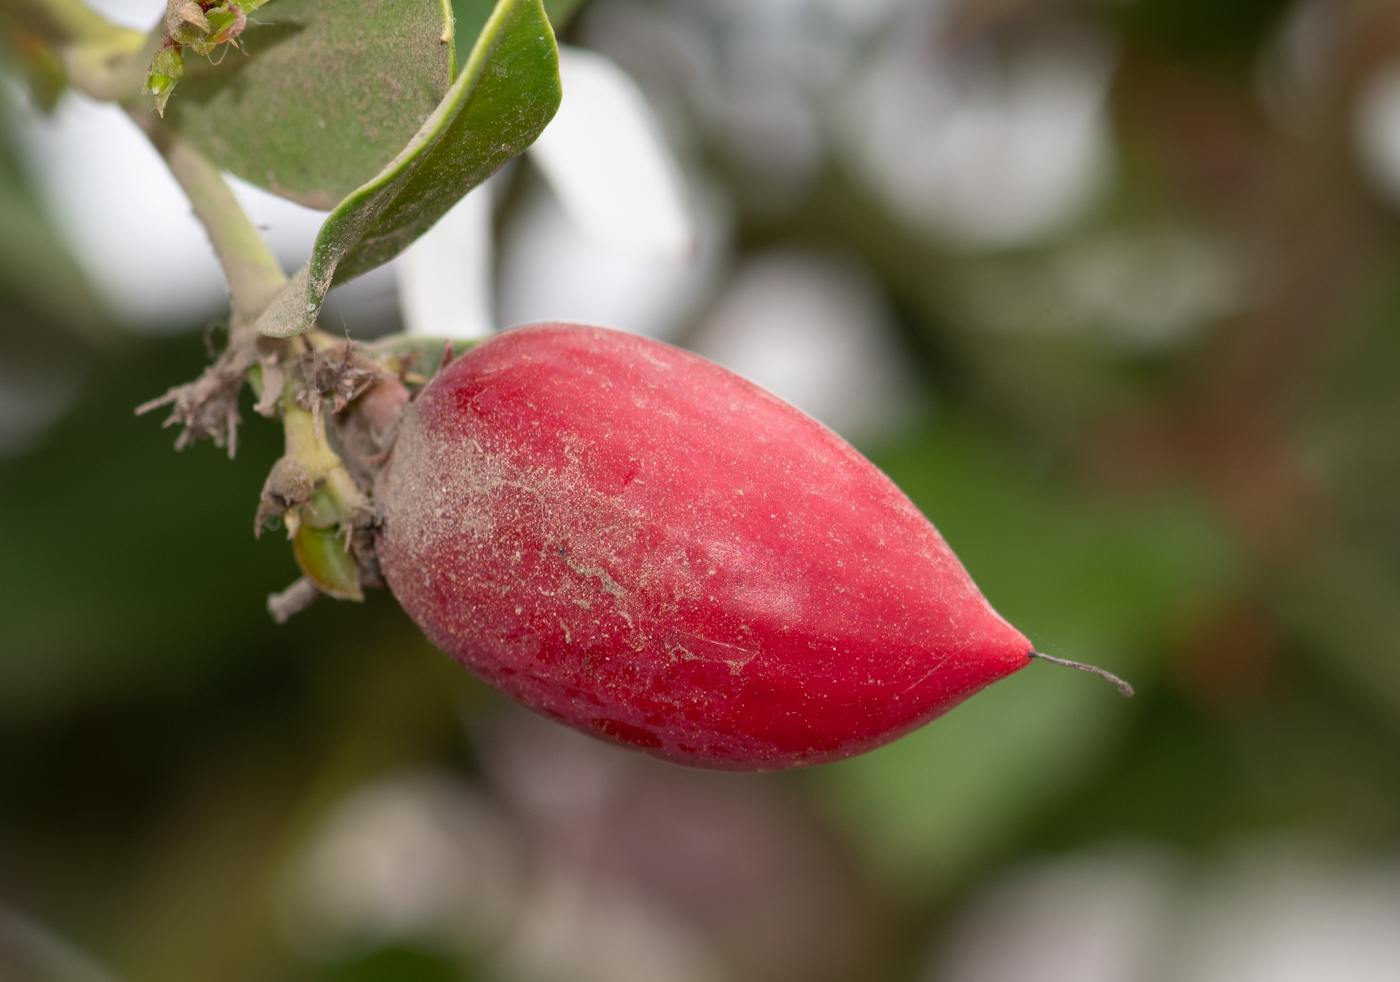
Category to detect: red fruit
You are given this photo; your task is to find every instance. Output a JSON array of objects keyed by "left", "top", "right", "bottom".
[{"left": 375, "top": 323, "right": 1031, "bottom": 770}]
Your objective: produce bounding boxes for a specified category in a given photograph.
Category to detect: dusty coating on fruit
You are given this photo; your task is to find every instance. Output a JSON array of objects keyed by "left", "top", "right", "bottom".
[{"left": 376, "top": 324, "right": 1030, "bottom": 770}]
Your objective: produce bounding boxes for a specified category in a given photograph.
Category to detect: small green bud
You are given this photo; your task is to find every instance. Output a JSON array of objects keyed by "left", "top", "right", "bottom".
[
  {"left": 144, "top": 46, "right": 185, "bottom": 116},
  {"left": 205, "top": 7, "right": 240, "bottom": 41},
  {"left": 189, "top": 3, "right": 248, "bottom": 55}
]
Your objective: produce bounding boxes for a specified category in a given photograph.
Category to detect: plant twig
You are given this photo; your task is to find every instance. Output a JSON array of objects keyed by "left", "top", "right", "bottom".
[
  {"left": 125, "top": 107, "right": 290, "bottom": 456},
  {"left": 123, "top": 107, "right": 287, "bottom": 330}
]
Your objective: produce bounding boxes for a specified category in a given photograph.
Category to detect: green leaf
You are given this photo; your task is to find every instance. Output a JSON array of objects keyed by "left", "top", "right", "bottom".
[
  {"left": 0, "top": 187, "right": 106, "bottom": 342},
  {"left": 257, "top": 0, "right": 560, "bottom": 338},
  {"left": 542, "top": 0, "right": 587, "bottom": 29},
  {"left": 452, "top": 0, "right": 579, "bottom": 60},
  {"left": 362, "top": 333, "right": 481, "bottom": 380},
  {"left": 162, "top": 0, "right": 455, "bottom": 209},
  {"left": 293, "top": 523, "right": 363, "bottom": 601},
  {"left": 0, "top": 105, "right": 106, "bottom": 342},
  {"left": 451, "top": 0, "right": 496, "bottom": 58}
]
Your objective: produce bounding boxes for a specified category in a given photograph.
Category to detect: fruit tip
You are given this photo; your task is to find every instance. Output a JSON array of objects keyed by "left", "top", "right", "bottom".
[{"left": 1029, "top": 651, "right": 1134, "bottom": 698}]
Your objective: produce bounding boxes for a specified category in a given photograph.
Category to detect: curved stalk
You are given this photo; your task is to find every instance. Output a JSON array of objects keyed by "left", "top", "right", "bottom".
[
  {"left": 11, "top": 0, "right": 125, "bottom": 43},
  {"left": 124, "top": 107, "right": 287, "bottom": 329},
  {"left": 65, "top": 27, "right": 159, "bottom": 102},
  {"left": 14, "top": 0, "right": 155, "bottom": 100}
]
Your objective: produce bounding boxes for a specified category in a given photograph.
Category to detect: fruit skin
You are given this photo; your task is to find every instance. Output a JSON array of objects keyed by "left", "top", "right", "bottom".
[{"left": 375, "top": 323, "right": 1031, "bottom": 771}]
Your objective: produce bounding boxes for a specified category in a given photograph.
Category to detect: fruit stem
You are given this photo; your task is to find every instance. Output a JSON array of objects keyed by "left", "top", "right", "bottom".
[
  {"left": 1029, "top": 651, "right": 1135, "bottom": 698},
  {"left": 278, "top": 383, "right": 370, "bottom": 522},
  {"left": 282, "top": 399, "right": 341, "bottom": 477}
]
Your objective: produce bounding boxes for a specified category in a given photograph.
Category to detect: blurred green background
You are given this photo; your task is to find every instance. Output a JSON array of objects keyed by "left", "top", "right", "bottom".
[{"left": 4, "top": 0, "right": 1400, "bottom": 980}]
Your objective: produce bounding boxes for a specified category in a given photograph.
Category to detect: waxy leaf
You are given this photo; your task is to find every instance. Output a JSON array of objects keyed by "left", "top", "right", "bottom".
[
  {"left": 163, "top": 0, "right": 455, "bottom": 209},
  {"left": 257, "top": 0, "right": 559, "bottom": 338},
  {"left": 542, "top": 0, "right": 588, "bottom": 29},
  {"left": 453, "top": 0, "right": 583, "bottom": 58},
  {"left": 451, "top": 0, "right": 497, "bottom": 57},
  {"left": 293, "top": 524, "right": 363, "bottom": 600}
]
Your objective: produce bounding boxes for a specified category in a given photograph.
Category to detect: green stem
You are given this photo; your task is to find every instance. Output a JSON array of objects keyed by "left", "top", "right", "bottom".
[
  {"left": 281, "top": 401, "right": 341, "bottom": 476},
  {"left": 17, "top": 0, "right": 156, "bottom": 100},
  {"left": 66, "top": 28, "right": 159, "bottom": 101},
  {"left": 280, "top": 382, "right": 368, "bottom": 519},
  {"left": 124, "top": 108, "right": 288, "bottom": 330},
  {"left": 15, "top": 0, "right": 127, "bottom": 43}
]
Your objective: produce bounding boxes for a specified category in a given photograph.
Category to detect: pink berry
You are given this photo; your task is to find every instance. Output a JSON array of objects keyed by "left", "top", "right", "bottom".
[{"left": 374, "top": 324, "right": 1031, "bottom": 770}]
